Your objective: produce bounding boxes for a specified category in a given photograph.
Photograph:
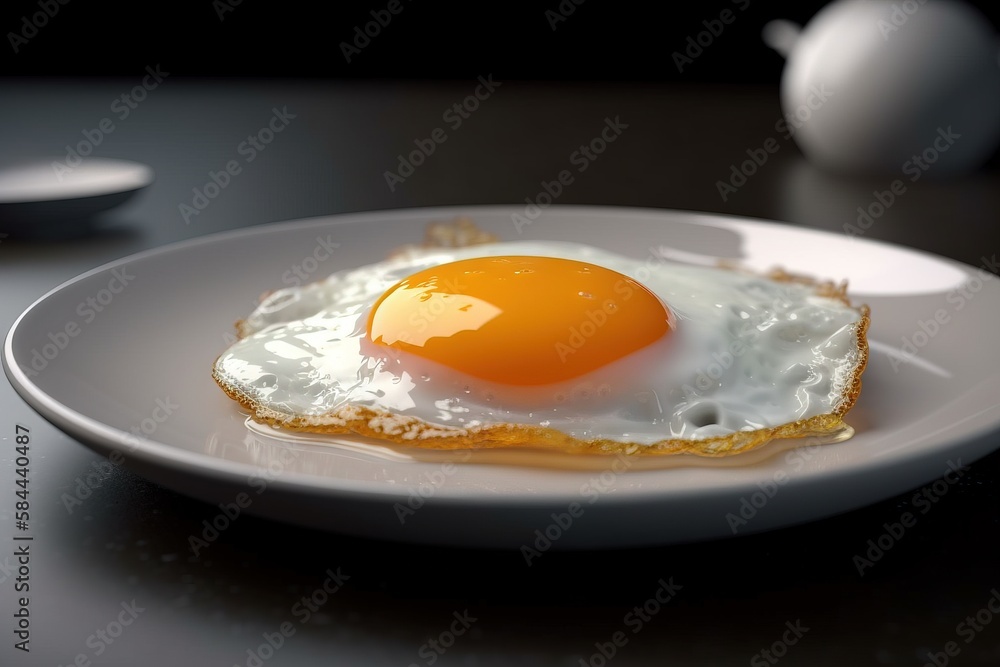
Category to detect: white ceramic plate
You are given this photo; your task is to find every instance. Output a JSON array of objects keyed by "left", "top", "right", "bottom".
[{"left": 5, "top": 206, "right": 1000, "bottom": 548}]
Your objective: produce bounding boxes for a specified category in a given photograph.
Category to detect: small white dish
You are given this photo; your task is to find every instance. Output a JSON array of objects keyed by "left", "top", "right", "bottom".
[
  {"left": 4, "top": 206, "right": 1000, "bottom": 548},
  {"left": 0, "top": 158, "right": 153, "bottom": 231}
]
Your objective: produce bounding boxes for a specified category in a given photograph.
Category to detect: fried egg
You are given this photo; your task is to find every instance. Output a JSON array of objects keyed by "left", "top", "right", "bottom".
[{"left": 213, "top": 238, "right": 868, "bottom": 456}]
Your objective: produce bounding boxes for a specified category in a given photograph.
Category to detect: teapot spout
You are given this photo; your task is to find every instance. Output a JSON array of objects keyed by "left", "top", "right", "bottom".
[{"left": 763, "top": 19, "right": 801, "bottom": 58}]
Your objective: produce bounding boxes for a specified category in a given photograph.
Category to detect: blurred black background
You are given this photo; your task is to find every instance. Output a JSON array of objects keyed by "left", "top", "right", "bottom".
[{"left": 2, "top": 0, "right": 998, "bottom": 82}]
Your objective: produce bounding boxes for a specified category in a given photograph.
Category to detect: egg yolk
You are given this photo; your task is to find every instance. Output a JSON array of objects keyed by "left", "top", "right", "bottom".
[{"left": 366, "top": 256, "right": 672, "bottom": 385}]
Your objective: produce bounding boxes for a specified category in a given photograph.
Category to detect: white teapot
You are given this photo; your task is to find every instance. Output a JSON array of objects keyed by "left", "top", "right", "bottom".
[{"left": 764, "top": 0, "right": 1000, "bottom": 176}]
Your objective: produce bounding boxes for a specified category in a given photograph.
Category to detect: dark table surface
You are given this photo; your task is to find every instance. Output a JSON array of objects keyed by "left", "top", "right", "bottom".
[{"left": 1, "top": 78, "right": 999, "bottom": 667}]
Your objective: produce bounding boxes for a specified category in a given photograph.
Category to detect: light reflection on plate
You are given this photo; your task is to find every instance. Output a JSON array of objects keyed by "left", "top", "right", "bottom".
[{"left": 652, "top": 215, "right": 970, "bottom": 296}]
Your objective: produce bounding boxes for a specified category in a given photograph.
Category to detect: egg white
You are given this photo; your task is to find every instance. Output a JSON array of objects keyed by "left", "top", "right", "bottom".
[{"left": 213, "top": 241, "right": 866, "bottom": 451}]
